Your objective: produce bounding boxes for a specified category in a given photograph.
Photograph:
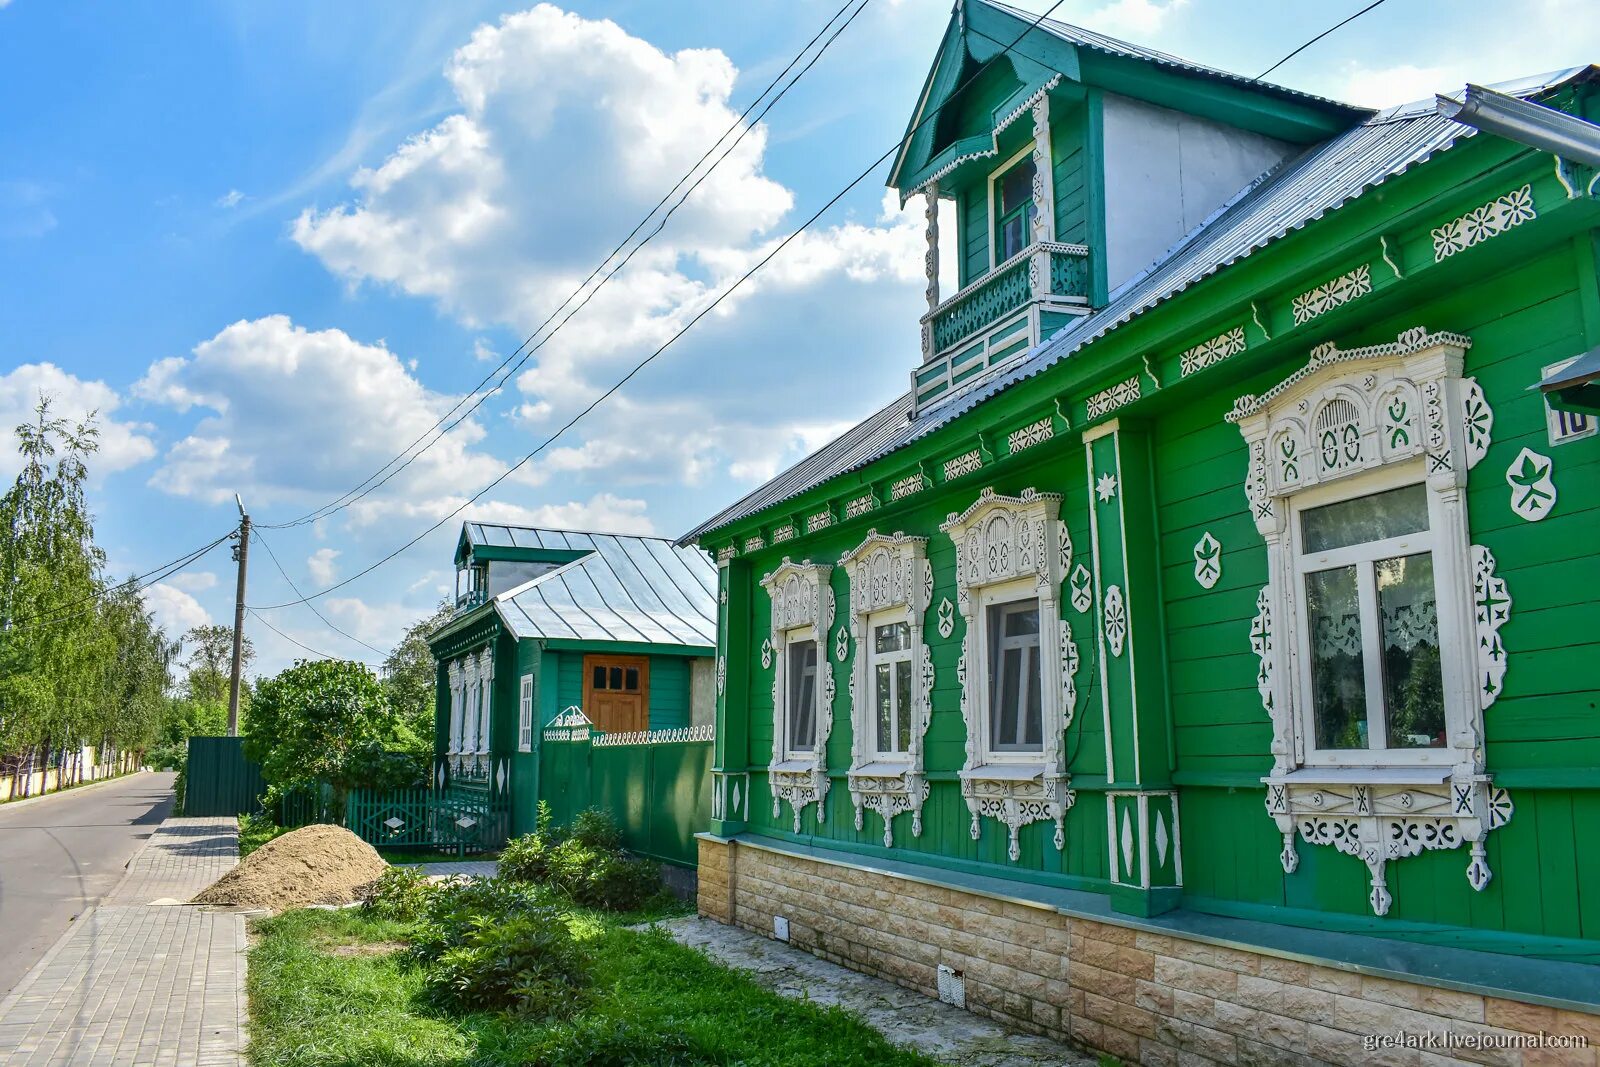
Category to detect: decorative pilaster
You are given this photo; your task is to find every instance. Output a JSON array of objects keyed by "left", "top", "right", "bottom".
[
  {"left": 922, "top": 181, "right": 940, "bottom": 361},
  {"left": 1028, "top": 94, "right": 1057, "bottom": 298},
  {"left": 1084, "top": 420, "right": 1180, "bottom": 916},
  {"left": 711, "top": 557, "right": 752, "bottom": 837}
]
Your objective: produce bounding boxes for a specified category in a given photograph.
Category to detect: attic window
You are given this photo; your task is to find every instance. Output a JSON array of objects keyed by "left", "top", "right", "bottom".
[{"left": 993, "top": 152, "right": 1037, "bottom": 264}]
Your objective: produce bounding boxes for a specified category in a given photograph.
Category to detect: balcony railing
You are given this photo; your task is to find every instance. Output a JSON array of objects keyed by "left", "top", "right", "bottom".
[{"left": 913, "top": 242, "right": 1091, "bottom": 413}]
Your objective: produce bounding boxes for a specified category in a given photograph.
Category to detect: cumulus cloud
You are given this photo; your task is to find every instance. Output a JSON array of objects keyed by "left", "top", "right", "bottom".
[
  {"left": 0, "top": 363, "right": 156, "bottom": 480},
  {"left": 143, "top": 582, "right": 211, "bottom": 637},
  {"left": 166, "top": 571, "right": 218, "bottom": 593},
  {"left": 307, "top": 547, "right": 340, "bottom": 585},
  {"left": 293, "top": 4, "right": 926, "bottom": 492},
  {"left": 135, "top": 315, "right": 507, "bottom": 521}
]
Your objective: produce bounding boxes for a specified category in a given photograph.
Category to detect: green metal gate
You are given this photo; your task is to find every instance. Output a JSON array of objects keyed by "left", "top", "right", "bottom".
[{"left": 182, "top": 736, "right": 267, "bottom": 816}]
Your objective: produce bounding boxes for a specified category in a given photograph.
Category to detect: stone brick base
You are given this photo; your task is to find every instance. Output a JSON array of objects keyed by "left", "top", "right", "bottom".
[{"left": 696, "top": 836, "right": 1599, "bottom": 1067}]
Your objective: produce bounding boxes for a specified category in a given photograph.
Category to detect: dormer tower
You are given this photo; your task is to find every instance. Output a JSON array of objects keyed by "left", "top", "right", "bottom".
[{"left": 890, "top": 0, "right": 1363, "bottom": 416}]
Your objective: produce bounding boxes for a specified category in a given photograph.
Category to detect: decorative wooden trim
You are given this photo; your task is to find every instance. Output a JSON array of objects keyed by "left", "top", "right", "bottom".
[
  {"left": 1007, "top": 416, "right": 1055, "bottom": 455},
  {"left": 1431, "top": 184, "right": 1536, "bottom": 262},
  {"left": 1085, "top": 375, "right": 1141, "bottom": 419},
  {"left": 760, "top": 557, "right": 837, "bottom": 831},
  {"left": 943, "top": 448, "right": 984, "bottom": 481},
  {"left": 1179, "top": 326, "right": 1247, "bottom": 378},
  {"left": 1290, "top": 264, "right": 1372, "bottom": 326}
]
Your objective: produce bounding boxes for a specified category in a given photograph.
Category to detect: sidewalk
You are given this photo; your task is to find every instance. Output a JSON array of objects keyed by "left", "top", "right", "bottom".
[{"left": 0, "top": 817, "right": 247, "bottom": 1066}]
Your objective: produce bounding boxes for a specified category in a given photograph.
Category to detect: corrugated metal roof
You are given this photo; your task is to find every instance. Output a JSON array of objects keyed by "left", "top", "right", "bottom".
[
  {"left": 985, "top": 0, "right": 1355, "bottom": 112},
  {"left": 470, "top": 525, "right": 717, "bottom": 647},
  {"left": 681, "top": 69, "right": 1590, "bottom": 544}
]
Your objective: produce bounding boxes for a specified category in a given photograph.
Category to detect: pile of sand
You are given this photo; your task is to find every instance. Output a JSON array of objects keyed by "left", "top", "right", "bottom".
[{"left": 194, "top": 823, "right": 391, "bottom": 910}]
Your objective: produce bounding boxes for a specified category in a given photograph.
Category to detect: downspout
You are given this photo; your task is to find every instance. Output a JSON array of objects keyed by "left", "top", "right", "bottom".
[{"left": 1436, "top": 83, "right": 1600, "bottom": 169}]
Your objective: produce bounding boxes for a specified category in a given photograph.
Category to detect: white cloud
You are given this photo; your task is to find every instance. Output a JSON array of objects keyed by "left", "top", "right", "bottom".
[
  {"left": 167, "top": 571, "right": 218, "bottom": 593},
  {"left": 307, "top": 547, "right": 340, "bottom": 585},
  {"left": 217, "top": 189, "right": 246, "bottom": 208},
  {"left": 293, "top": 4, "right": 926, "bottom": 493},
  {"left": 0, "top": 363, "right": 156, "bottom": 481},
  {"left": 471, "top": 492, "right": 656, "bottom": 535},
  {"left": 143, "top": 582, "right": 211, "bottom": 637},
  {"left": 135, "top": 315, "right": 506, "bottom": 522}
]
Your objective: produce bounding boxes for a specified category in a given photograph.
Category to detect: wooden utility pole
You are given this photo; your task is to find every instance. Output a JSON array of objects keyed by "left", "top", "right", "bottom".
[{"left": 228, "top": 495, "right": 250, "bottom": 737}]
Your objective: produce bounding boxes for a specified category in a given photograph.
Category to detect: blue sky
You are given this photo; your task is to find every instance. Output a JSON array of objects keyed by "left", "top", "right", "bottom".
[{"left": 1, "top": 0, "right": 1593, "bottom": 675}]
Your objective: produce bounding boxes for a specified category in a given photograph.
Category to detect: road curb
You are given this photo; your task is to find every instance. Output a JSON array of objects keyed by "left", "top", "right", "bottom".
[{"left": 0, "top": 769, "right": 152, "bottom": 813}]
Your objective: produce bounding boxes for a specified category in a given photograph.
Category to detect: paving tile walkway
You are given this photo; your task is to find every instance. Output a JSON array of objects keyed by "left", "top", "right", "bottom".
[
  {"left": 657, "top": 915, "right": 1096, "bottom": 1067},
  {"left": 398, "top": 859, "right": 499, "bottom": 879},
  {"left": 0, "top": 817, "right": 248, "bottom": 1066}
]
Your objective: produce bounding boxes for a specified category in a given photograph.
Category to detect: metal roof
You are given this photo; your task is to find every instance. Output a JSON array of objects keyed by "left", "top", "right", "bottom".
[
  {"left": 681, "top": 68, "right": 1591, "bottom": 544},
  {"left": 471, "top": 525, "right": 717, "bottom": 647},
  {"left": 985, "top": 0, "right": 1356, "bottom": 112}
]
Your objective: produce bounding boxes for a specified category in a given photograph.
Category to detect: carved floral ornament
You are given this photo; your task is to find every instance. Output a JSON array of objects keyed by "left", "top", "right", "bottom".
[
  {"left": 939, "top": 488, "right": 1077, "bottom": 861},
  {"left": 759, "top": 557, "right": 836, "bottom": 832},
  {"left": 839, "top": 530, "right": 934, "bottom": 848},
  {"left": 1230, "top": 328, "right": 1515, "bottom": 916}
]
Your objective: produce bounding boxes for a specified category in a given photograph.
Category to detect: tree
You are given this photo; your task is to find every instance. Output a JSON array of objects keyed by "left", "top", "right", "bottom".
[
  {"left": 382, "top": 600, "right": 452, "bottom": 753},
  {"left": 181, "top": 624, "right": 253, "bottom": 708},
  {"left": 244, "top": 659, "right": 422, "bottom": 811}
]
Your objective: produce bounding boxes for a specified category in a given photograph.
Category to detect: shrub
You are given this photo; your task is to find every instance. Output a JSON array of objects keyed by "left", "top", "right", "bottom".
[
  {"left": 360, "top": 865, "right": 434, "bottom": 923},
  {"left": 409, "top": 876, "right": 554, "bottom": 964},
  {"left": 498, "top": 831, "right": 554, "bottom": 885},
  {"left": 569, "top": 808, "right": 623, "bottom": 852},
  {"left": 545, "top": 839, "right": 662, "bottom": 912},
  {"left": 423, "top": 910, "right": 590, "bottom": 1019}
]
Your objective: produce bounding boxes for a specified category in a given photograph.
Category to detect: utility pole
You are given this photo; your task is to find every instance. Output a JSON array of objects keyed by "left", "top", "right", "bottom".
[{"left": 228, "top": 494, "right": 250, "bottom": 737}]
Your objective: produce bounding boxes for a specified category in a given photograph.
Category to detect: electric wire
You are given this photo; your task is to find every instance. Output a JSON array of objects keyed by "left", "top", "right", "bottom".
[
  {"left": 1255, "top": 0, "right": 1391, "bottom": 81},
  {"left": 246, "top": 606, "right": 382, "bottom": 669},
  {"left": 259, "top": 0, "right": 873, "bottom": 532},
  {"left": 254, "top": 0, "right": 1073, "bottom": 611},
  {"left": 250, "top": 527, "right": 389, "bottom": 656}
]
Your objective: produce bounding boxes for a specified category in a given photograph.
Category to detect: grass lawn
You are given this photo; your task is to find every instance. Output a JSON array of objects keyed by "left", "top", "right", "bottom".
[{"left": 248, "top": 907, "right": 937, "bottom": 1067}]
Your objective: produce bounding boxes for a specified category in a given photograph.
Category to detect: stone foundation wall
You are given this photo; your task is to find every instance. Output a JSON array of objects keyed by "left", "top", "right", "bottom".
[{"left": 696, "top": 837, "right": 1599, "bottom": 1067}]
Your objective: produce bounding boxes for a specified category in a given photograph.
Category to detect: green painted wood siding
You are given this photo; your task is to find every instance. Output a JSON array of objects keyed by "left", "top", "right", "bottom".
[
  {"left": 1052, "top": 111, "right": 1089, "bottom": 245},
  {"left": 958, "top": 183, "right": 989, "bottom": 288},
  {"left": 1155, "top": 243, "right": 1600, "bottom": 948}
]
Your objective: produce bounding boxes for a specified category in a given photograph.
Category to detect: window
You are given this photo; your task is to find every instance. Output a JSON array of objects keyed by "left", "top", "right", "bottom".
[
  {"left": 518, "top": 674, "right": 534, "bottom": 753},
  {"left": 986, "top": 600, "right": 1043, "bottom": 752},
  {"left": 992, "top": 154, "right": 1037, "bottom": 263},
  {"left": 870, "top": 620, "right": 913, "bottom": 755},
  {"left": 1295, "top": 482, "right": 1445, "bottom": 756},
  {"left": 786, "top": 638, "right": 819, "bottom": 753},
  {"left": 582, "top": 655, "right": 649, "bottom": 734}
]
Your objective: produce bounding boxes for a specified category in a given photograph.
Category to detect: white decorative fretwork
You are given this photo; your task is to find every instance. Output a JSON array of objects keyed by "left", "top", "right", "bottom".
[
  {"left": 745, "top": 535, "right": 766, "bottom": 553},
  {"left": 1193, "top": 532, "right": 1222, "bottom": 589},
  {"left": 1505, "top": 446, "right": 1557, "bottom": 521},
  {"left": 593, "top": 724, "right": 715, "bottom": 747},
  {"left": 772, "top": 523, "right": 796, "bottom": 545},
  {"left": 1095, "top": 473, "right": 1118, "bottom": 503},
  {"left": 845, "top": 493, "right": 875, "bottom": 520},
  {"left": 1462, "top": 377, "right": 1493, "bottom": 470},
  {"left": 1069, "top": 564, "right": 1093, "bottom": 614},
  {"left": 1179, "top": 326, "right": 1247, "bottom": 377},
  {"left": 1432, "top": 184, "right": 1536, "bottom": 262},
  {"left": 936, "top": 596, "right": 955, "bottom": 639},
  {"left": 839, "top": 530, "right": 933, "bottom": 847},
  {"left": 760, "top": 557, "right": 836, "bottom": 831},
  {"left": 890, "top": 472, "right": 928, "bottom": 500},
  {"left": 1472, "top": 545, "right": 1512, "bottom": 708},
  {"left": 941, "top": 488, "right": 1074, "bottom": 861},
  {"left": 806, "top": 510, "right": 833, "bottom": 534},
  {"left": 943, "top": 449, "right": 983, "bottom": 481},
  {"left": 1234, "top": 327, "right": 1513, "bottom": 915},
  {"left": 1085, "top": 376, "right": 1141, "bottom": 419},
  {"left": 834, "top": 624, "right": 849, "bottom": 663},
  {"left": 1008, "top": 417, "right": 1054, "bottom": 455},
  {"left": 1290, "top": 264, "right": 1373, "bottom": 326},
  {"left": 759, "top": 638, "right": 773, "bottom": 670},
  {"left": 1102, "top": 585, "right": 1127, "bottom": 657}
]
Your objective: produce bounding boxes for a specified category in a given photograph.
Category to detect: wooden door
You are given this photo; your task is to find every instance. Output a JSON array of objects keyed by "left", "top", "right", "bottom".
[{"left": 583, "top": 654, "right": 650, "bottom": 734}]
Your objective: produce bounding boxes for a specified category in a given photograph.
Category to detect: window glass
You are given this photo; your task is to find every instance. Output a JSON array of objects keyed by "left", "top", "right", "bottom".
[
  {"left": 625, "top": 667, "right": 640, "bottom": 691},
  {"left": 609, "top": 666, "right": 623, "bottom": 690},
  {"left": 875, "top": 662, "right": 894, "bottom": 751},
  {"left": 987, "top": 600, "right": 1042, "bottom": 752},
  {"left": 1377, "top": 553, "right": 1445, "bottom": 748},
  {"left": 788, "top": 640, "right": 818, "bottom": 753},
  {"left": 1302, "top": 483, "right": 1428, "bottom": 552},
  {"left": 1306, "top": 565, "right": 1368, "bottom": 749},
  {"left": 995, "top": 157, "right": 1037, "bottom": 262},
  {"left": 875, "top": 621, "right": 909, "bottom": 654},
  {"left": 870, "top": 621, "right": 913, "bottom": 755},
  {"left": 592, "top": 665, "right": 606, "bottom": 690}
]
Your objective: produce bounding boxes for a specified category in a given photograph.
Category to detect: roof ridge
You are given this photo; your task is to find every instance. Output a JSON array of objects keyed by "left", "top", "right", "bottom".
[{"left": 466, "top": 519, "right": 677, "bottom": 543}]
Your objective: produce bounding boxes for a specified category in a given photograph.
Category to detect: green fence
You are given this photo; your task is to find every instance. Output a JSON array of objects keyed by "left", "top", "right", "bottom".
[
  {"left": 182, "top": 736, "right": 267, "bottom": 816},
  {"left": 347, "top": 784, "right": 507, "bottom": 855},
  {"left": 538, "top": 722, "right": 713, "bottom": 868}
]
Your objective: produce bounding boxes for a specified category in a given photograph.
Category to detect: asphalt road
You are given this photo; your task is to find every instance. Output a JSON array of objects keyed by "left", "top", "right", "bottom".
[{"left": 0, "top": 771, "right": 175, "bottom": 999}]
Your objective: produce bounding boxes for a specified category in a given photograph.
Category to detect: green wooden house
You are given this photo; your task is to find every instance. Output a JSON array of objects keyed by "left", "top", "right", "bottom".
[
  {"left": 685, "top": 2, "right": 1600, "bottom": 1059},
  {"left": 428, "top": 522, "right": 717, "bottom": 841}
]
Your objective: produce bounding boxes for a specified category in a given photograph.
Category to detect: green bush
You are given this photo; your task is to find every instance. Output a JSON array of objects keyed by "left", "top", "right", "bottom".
[
  {"left": 360, "top": 866, "right": 434, "bottom": 923},
  {"left": 545, "top": 839, "right": 662, "bottom": 912},
  {"left": 497, "top": 830, "right": 555, "bottom": 885},
  {"left": 569, "top": 808, "right": 623, "bottom": 851},
  {"left": 423, "top": 910, "right": 590, "bottom": 1019},
  {"left": 409, "top": 877, "right": 554, "bottom": 964}
]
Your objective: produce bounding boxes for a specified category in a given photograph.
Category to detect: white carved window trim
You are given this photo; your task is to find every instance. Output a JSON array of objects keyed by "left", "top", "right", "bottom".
[
  {"left": 840, "top": 531, "right": 932, "bottom": 847},
  {"left": 518, "top": 673, "right": 534, "bottom": 753},
  {"left": 760, "top": 557, "right": 836, "bottom": 832},
  {"left": 447, "top": 659, "right": 464, "bottom": 758},
  {"left": 1228, "top": 328, "right": 1513, "bottom": 917},
  {"left": 476, "top": 648, "right": 494, "bottom": 757},
  {"left": 940, "top": 488, "right": 1074, "bottom": 862}
]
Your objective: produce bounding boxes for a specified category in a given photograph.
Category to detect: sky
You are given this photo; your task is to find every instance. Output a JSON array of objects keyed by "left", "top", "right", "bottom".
[{"left": 1, "top": 0, "right": 1594, "bottom": 677}]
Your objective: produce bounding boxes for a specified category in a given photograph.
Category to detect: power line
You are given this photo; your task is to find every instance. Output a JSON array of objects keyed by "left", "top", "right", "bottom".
[
  {"left": 257, "top": 0, "right": 1072, "bottom": 611},
  {"left": 246, "top": 607, "right": 382, "bottom": 670},
  {"left": 249, "top": 528, "right": 388, "bottom": 656},
  {"left": 260, "top": 0, "right": 873, "bottom": 532},
  {"left": 1255, "top": 0, "right": 1390, "bottom": 81},
  {"left": 2, "top": 531, "right": 234, "bottom": 633}
]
